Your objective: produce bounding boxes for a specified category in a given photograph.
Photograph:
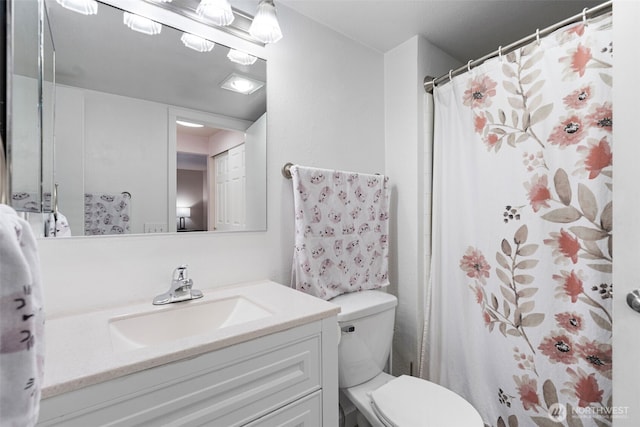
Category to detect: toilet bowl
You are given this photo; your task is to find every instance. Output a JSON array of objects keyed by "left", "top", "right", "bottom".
[{"left": 331, "top": 290, "right": 483, "bottom": 427}]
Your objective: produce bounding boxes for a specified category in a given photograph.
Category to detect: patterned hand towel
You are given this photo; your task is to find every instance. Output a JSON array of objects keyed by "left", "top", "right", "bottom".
[
  {"left": 0, "top": 204, "right": 45, "bottom": 426},
  {"left": 291, "top": 165, "right": 390, "bottom": 300},
  {"left": 84, "top": 192, "right": 131, "bottom": 235}
]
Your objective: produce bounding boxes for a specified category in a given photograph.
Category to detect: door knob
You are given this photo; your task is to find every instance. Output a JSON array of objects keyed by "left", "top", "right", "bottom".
[{"left": 626, "top": 289, "right": 640, "bottom": 313}]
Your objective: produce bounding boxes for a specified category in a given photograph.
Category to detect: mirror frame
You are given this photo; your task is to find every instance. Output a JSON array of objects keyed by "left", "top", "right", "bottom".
[{"left": 6, "top": 0, "right": 48, "bottom": 213}]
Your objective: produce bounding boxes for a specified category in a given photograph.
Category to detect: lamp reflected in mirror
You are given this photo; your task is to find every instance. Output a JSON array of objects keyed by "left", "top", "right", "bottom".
[{"left": 177, "top": 206, "right": 191, "bottom": 230}]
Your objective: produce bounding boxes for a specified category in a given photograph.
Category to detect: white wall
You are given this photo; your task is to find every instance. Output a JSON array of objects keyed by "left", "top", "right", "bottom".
[
  {"left": 612, "top": 1, "right": 640, "bottom": 424},
  {"left": 84, "top": 91, "right": 169, "bottom": 235},
  {"left": 177, "top": 133, "right": 209, "bottom": 155},
  {"left": 56, "top": 86, "right": 169, "bottom": 234},
  {"left": 37, "top": 4, "right": 385, "bottom": 317},
  {"left": 383, "top": 36, "right": 460, "bottom": 375},
  {"left": 55, "top": 86, "right": 85, "bottom": 233},
  {"left": 12, "top": 75, "right": 41, "bottom": 195},
  {"left": 245, "top": 114, "right": 267, "bottom": 231},
  {"left": 209, "top": 129, "right": 244, "bottom": 157}
]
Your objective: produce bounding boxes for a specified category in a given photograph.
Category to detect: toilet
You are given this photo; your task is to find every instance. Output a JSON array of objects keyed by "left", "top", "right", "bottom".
[{"left": 331, "top": 290, "right": 483, "bottom": 427}]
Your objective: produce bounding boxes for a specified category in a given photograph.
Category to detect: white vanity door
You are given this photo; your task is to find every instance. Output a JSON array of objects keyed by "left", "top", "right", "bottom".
[{"left": 245, "top": 391, "right": 322, "bottom": 427}]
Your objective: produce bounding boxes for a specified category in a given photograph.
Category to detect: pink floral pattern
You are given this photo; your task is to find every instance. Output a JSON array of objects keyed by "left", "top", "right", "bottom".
[
  {"left": 548, "top": 115, "right": 586, "bottom": 147},
  {"left": 513, "top": 375, "right": 541, "bottom": 412},
  {"left": 544, "top": 229, "right": 581, "bottom": 264},
  {"left": 563, "top": 86, "right": 592, "bottom": 109},
  {"left": 434, "top": 13, "right": 612, "bottom": 427},
  {"left": 538, "top": 331, "right": 578, "bottom": 364},
  {"left": 560, "top": 43, "right": 592, "bottom": 78},
  {"left": 524, "top": 175, "right": 552, "bottom": 212},
  {"left": 555, "top": 312, "right": 584, "bottom": 335},
  {"left": 463, "top": 75, "right": 498, "bottom": 109},
  {"left": 460, "top": 247, "right": 491, "bottom": 284},
  {"left": 586, "top": 102, "right": 613, "bottom": 131},
  {"left": 577, "top": 137, "right": 612, "bottom": 179},
  {"left": 563, "top": 367, "right": 605, "bottom": 408}
]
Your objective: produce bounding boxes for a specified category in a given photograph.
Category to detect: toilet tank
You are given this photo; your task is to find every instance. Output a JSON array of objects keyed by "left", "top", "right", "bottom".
[{"left": 330, "top": 290, "right": 398, "bottom": 388}]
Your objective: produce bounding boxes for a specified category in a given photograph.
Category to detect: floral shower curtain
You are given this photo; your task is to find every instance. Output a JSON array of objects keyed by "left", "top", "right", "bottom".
[{"left": 424, "top": 13, "right": 612, "bottom": 427}]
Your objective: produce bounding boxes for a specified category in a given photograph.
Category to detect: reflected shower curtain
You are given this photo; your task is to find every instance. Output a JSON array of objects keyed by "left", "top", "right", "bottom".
[{"left": 423, "top": 14, "right": 612, "bottom": 427}]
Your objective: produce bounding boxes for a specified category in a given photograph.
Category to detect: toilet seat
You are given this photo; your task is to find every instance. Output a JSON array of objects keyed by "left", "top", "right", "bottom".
[
  {"left": 368, "top": 375, "right": 483, "bottom": 427},
  {"left": 344, "top": 374, "right": 483, "bottom": 427}
]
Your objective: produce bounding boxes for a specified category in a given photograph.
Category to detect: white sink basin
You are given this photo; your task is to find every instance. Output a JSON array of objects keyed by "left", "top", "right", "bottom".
[{"left": 109, "top": 296, "right": 272, "bottom": 352}]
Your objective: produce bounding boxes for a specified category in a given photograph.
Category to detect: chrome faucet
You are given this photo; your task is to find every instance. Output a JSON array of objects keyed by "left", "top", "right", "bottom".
[{"left": 153, "top": 265, "right": 203, "bottom": 305}]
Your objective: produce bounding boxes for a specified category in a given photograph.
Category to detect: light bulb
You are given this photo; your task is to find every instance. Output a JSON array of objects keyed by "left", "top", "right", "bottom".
[
  {"left": 227, "top": 49, "right": 258, "bottom": 65},
  {"left": 249, "top": 0, "right": 282, "bottom": 44},
  {"left": 181, "top": 33, "right": 215, "bottom": 52},
  {"left": 123, "top": 12, "right": 162, "bottom": 35},
  {"left": 196, "top": 0, "right": 235, "bottom": 26},
  {"left": 55, "top": 0, "right": 98, "bottom": 15}
]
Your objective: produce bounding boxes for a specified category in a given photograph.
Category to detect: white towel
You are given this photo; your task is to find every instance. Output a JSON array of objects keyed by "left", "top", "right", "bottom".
[
  {"left": 45, "top": 212, "right": 71, "bottom": 237},
  {"left": 291, "top": 166, "right": 390, "bottom": 300},
  {"left": 0, "top": 205, "right": 45, "bottom": 426}
]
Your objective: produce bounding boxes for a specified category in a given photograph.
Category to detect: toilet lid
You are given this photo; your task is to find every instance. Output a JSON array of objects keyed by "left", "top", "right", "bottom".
[{"left": 369, "top": 375, "right": 483, "bottom": 427}]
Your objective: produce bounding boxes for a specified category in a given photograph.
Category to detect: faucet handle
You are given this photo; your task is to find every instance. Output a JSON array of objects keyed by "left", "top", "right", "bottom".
[{"left": 173, "top": 265, "right": 189, "bottom": 281}]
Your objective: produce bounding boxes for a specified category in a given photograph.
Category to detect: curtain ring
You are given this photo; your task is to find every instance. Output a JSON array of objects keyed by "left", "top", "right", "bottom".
[
  {"left": 431, "top": 78, "right": 436, "bottom": 91},
  {"left": 582, "top": 7, "right": 588, "bottom": 26},
  {"left": 449, "top": 69, "right": 453, "bottom": 81},
  {"left": 467, "top": 60, "right": 472, "bottom": 72},
  {"left": 536, "top": 29, "right": 540, "bottom": 46},
  {"left": 498, "top": 45, "right": 503, "bottom": 62}
]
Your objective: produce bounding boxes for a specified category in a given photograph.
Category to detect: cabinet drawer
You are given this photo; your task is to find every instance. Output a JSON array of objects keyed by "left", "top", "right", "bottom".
[
  {"left": 39, "top": 325, "right": 322, "bottom": 426},
  {"left": 245, "top": 391, "right": 322, "bottom": 427}
]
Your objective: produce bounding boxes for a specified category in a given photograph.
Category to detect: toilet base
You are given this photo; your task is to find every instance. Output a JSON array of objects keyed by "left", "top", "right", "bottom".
[
  {"left": 356, "top": 412, "right": 373, "bottom": 427},
  {"left": 341, "top": 372, "right": 394, "bottom": 427},
  {"left": 339, "top": 391, "right": 359, "bottom": 427}
]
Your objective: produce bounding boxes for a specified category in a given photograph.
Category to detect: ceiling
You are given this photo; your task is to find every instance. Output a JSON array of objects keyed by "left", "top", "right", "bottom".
[{"left": 279, "top": 0, "right": 605, "bottom": 60}]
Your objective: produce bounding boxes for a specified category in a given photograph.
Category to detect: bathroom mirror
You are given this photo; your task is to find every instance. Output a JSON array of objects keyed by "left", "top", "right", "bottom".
[{"left": 9, "top": 0, "right": 267, "bottom": 235}]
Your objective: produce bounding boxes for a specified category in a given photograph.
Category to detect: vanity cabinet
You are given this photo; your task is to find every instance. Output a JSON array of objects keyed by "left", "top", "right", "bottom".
[{"left": 37, "top": 319, "right": 337, "bottom": 426}]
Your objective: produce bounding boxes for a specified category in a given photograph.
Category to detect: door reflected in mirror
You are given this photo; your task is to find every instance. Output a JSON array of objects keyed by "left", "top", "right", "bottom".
[
  {"left": 175, "top": 114, "right": 266, "bottom": 233},
  {"left": 41, "top": 0, "right": 267, "bottom": 236}
]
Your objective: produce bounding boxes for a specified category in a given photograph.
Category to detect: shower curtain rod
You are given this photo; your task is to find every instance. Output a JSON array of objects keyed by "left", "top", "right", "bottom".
[{"left": 423, "top": 0, "right": 612, "bottom": 94}]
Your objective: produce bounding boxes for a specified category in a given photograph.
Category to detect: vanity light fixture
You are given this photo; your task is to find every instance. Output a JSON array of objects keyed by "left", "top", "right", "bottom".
[
  {"left": 220, "top": 73, "right": 264, "bottom": 95},
  {"left": 176, "top": 120, "right": 204, "bottom": 128},
  {"left": 249, "top": 0, "right": 282, "bottom": 44},
  {"left": 180, "top": 33, "right": 215, "bottom": 52},
  {"left": 227, "top": 49, "right": 258, "bottom": 65},
  {"left": 196, "top": 0, "right": 235, "bottom": 27},
  {"left": 123, "top": 12, "right": 162, "bottom": 35},
  {"left": 55, "top": 0, "right": 98, "bottom": 15}
]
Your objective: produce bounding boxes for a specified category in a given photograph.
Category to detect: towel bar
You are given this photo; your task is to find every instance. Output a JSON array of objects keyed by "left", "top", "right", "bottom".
[
  {"left": 282, "top": 162, "right": 383, "bottom": 179},
  {"left": 282, "top": 162, "right": 294, "bottom": 179}
]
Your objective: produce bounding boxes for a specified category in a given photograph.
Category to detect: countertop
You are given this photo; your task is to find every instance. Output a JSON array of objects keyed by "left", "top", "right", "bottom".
[{"left": 42, "top": 280, "right": 339, "bottom": 399}]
